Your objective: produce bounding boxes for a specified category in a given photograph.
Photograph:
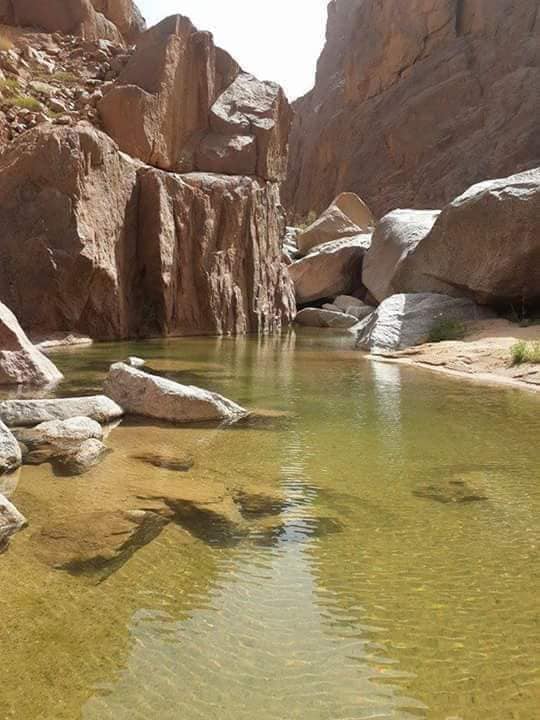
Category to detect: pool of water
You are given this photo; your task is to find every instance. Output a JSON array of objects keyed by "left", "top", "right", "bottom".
[{"left": 1, "top": 331, "right": 539, "bottom": 720}]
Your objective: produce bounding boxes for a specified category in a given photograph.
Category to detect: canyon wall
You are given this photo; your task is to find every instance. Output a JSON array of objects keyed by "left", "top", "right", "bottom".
[{"left": 285, "top": 0, "right": 540, "bottom": 220}]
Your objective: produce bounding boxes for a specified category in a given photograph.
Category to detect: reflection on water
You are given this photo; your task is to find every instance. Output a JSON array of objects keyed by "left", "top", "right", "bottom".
[{"left": 1, "top": 330, "right": 539, "bottom": 719}]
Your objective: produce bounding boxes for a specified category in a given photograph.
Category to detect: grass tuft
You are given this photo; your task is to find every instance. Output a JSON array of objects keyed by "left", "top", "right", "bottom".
[
  {"left": 428, "top": 319, "right": 467, "bottom": 343},
  {"left": 4, "top": 94, "right": 43, "bottom": 111},
  {"left": 0, "top": 77, "right": 19, "bottom": 95},
  {"left": 510, "top": 341, "right": 540, "bottom": 366}
]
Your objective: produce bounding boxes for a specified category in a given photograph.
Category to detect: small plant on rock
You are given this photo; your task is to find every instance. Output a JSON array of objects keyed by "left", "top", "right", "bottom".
[
  {"left": 510, "top": 341, "right": 540, "bottom": 366},
  {"left": 428, "top": 318, "right": 468, "bottom": 343},
  {"left": 5, "top": 94, "right": 43, "bottom": 111}
]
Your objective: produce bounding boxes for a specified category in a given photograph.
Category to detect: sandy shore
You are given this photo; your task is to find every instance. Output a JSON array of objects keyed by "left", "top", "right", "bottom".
[{"left": 370, "top": 319, "right": 540, "bottom": 394}]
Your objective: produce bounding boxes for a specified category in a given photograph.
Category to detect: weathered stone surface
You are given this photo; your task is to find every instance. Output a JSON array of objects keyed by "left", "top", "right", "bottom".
[
  {"left": 286, "top": 0, "right": 540, "bottom": 220},
  {"left": 90, "top": 0, "right": 146, "bottom": 43},
  {"left": 363, "top": 210, "right": 440, "bottom": 302},
  {"left": 356, "top": 293, "right": 491, "bottom": 352},
  {"left": 0, "top": 395, "right": 123, "bottom": 427},
  {"left": 0, "top": 302, "right": 63, "bottom": 386},
  {"left": 14, "top": 416, "right": 104, "bottom": 466},
  {"left": 296, "top": 193, "right": 374, "bottom": 255},
  {"left": 54, "top": 438, "right": 109, "bottom": 476},
  {"left": 137, "top": 169, "right": 295, "bottom": 336},
  {"left": 0, "top": 123, "right": 140, "bottom": 340},
  {"left": 295, "top": 308, "right": 360, "bottom": 329},
  {"left": 0, "top": 420, "right": 21, "bottom": 475},
  {"left": 0, "top": 493, "right": 26, "bottom": 552},
  {"left": 99, "top": 17, "right": 291, "bottom": 179},
  {"left": 394, "top": 169, "right": 540, "bottom": 307},
  {"left": 333, "top": 295, "right": 374, "bottom": 319},
  {"left": 104, "top": 362, "right": 247, "bottom": 423},
  {"left": 5, "top": 0, "right": 124, "bottom": 43},
  {"left": 289, "top": 235, "right": 371, "bottom": 305}
]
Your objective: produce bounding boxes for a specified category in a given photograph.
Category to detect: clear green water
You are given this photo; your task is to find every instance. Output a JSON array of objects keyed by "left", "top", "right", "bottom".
[{"left": 1, "top": 331, "right": 539, "bottom": 720}]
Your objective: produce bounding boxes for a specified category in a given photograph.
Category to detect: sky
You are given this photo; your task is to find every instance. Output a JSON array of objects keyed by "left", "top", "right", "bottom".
[{"left": 136, "top": 0, "right": 329, "bottom": 100}]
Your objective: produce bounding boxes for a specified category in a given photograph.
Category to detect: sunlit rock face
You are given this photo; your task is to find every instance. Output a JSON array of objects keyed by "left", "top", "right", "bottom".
[{"left": 285, "top": 0, "right": 540, "bottom": 220}]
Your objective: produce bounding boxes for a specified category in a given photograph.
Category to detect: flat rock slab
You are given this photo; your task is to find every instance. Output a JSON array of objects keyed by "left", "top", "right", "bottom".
[
  {"left": 296, "top": 308, "right": 360, "bottom": 329},
  {"left": 104, "top": 362, "right": 247, "bottom": 423},
  {"left": 0, "top": 395, "right": 124, "bottom": 427}
]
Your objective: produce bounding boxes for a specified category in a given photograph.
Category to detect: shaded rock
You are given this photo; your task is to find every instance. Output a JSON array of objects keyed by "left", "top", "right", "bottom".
[
  {"left": 0, "top": 395, "right": 124, "bottom": 427},
  {"left": 0, "top": 493, "right": 26, "bottom": 552},
  {"left": 289, "top": 235, "right": 371, "bottom": 305},
  {"left": 332, "top": 296, "right": 374, "bottom": 320},
  {"left": 413, "top": 481, "right": 488, "bottom": 504},
  {"left": 54, "top": 438, "right": 109, "bottom": 476},
  {"left": 356, "top": 293, "right": 492, "bottom": 352},
  {"left": 133, "top": 453, "right": 194, "bottom": 472},
  {"left": 394, "top": 169, "right": 540, "bottom": 307},
  {"left": 14, "top": 416, "right": 104, "bottom": 467},
  {"left": 296, "top": 193, "right": 374, "bottom": 255},
  {"left": 0, "top": 420, "right": 21, "bottom": 475},
  {"left": 91, "top": 0, "right": 146, "bottom": 43},
  {"left": 362, "top": 210, "right": 440, "bottom": 302},
  {"left": 0, "top": 123, "right": 140, "bottom": 340},
  {"left": 195, "top": 133, "right": 257, "bottom": 176},
  {"left": 295, "top": 308, "right": 359, "bottom": 329},
  {"left": 0, "top": 302, "right": 63, "bottom": 386},
  {"left": 104, "top": 362, "right": 247, "bottom": 423},
  {"left": 286, "top": 0, "right": 540, "bottom": 220},
  {"left": 137, "top": 169, "right": 295, "bottom": 336}
]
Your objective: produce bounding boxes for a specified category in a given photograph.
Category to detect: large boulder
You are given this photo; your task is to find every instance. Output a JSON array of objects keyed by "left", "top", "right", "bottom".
[
  {"left": 285, "top": 0, "right": 540, "bottom": 220},
  {"left": 0, "top": 302, "right": 63, "bottom": 386},
  {"left": 0, "top": 395, "right": 123, "bottom": 427},
  {"left": 394, "top": 169, "right": 540, "bottom": 307},
  {"left": 289, "top": 235, "right": 371, "bottom": 305},
  {"left": 6, "top": 0, "right": 124, "bottom": 43},
  {"left": 356, "top": 293, "right": 492, "bottom": 352},
  {"left": 0, "top": 123, "right": 140, "bottom": 340},
  {"left": 104, "top": 362, "right": 247, "bottom": 423},
  {"left": 99, "top": 17, "right": 292, "bottom": 179},
  {"left": 362, "top": 210, "right": 440, "bottom": 302},
  {"left": 296, "top": 193, "right": 375, "bottom": 255},
  {"left": 0, "top": 421, "right": 21, "bottom": 475},
  {"left": 295, "top": 308, "right": 360, "bottom": 329},
  {"left": 0, "top": 493, "right": 26, "bottom": 552},
  {"left": 90, "top": 0, "right": 146, "bottom": 43},
  {"left": 137, "top": 169, "right": 295, "bottom": 336}
]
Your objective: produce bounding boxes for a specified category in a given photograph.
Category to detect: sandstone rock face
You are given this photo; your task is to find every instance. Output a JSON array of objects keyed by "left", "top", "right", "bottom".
[
  {"left": 286, "top": 0, "right": 540, "bottom": 220},
  {"left": 0, "top": 420, "right": 21, "bottom": 475},
  {"left": 0, "top": 123, "right": 294, "bottom": 339},
  {"left": 297, "top": 193, "right": 374, "bottom": 255},
  {"left": 295, "top": 308, "right": 360, "bottom": 329},
  {"left": 289, "top": 235, "right": 371, "bottom": 305},
  {"left": 394, "top": 169, "right": 540, "bottom": 307},
  {"left": 0, "top": 302, "right": 63, "bottom": 386},
  {"left": 104, "top": 362, "right": 247, "bottom": 423},
  {"left": 4, "top": 0, "right": 124, "bottom": 43},
  {"left": 0, "top": 493, "right": 26, "bottom": 552},
  {"left": 138, "top": 169, "right": 295, "bottom": 336},
  {"left": 90, "top": 0, "right": 146, "bottom": 43},
  {"left": 99, "top": 17, "right": 291, "bottom": 179},
  {"left": 0, "top": 395, "right": 123, "bottom": 427},
  {"left": 356, "top": 293, "right": 491, "bottom": 352},
  {"left": 363, "top": 210, "right": 440, "bottom": 303},
  {"left": 0, "top": 124, "right": 140, "bottom": 340}
]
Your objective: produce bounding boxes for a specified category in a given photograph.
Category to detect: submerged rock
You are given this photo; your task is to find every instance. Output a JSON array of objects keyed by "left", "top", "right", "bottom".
[
  {"left": 0, "top": 395, "right": 124, "bottom": 427},
  {"left": 0, "top": 493, "right": 27, "bottom": 552},
  {"left": 0, "top": 302, "right": 63, "bottom": 387},
  {"left": 356, "top": 293, "right": 492, "bottom": 352},
  {"left": 104, "top": 362, "right": 247, "bottom": 423},
  {"left": 413, "top": 481, "right": 488, "bottom": 504},
  {"left": 0, "top": 421, "right": 22, "bottom": 475},
  {"left": 295, "top": 308, "right": 359, "bottom": 329},
  {"left": 133, "top": 453, "right": 194, "bottom": 472},
  {"left": 54, "top": 439, "right": 109, "bottom": 477}
]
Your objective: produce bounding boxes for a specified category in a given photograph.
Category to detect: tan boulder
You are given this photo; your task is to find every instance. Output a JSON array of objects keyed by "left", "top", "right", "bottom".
[
  {"left": 394, "top": 168, "right": 540, "bottom": 306},
  {"left": 0, "top": 302, "right": 63, "bottom": 386},
  {"left": 289, "top": 235, "right": 371, "bottom": 305},
  {"left": 7, "top": 0, "right": 124, "bottom": 43},
  {"left": 0, "top": 421, "right": 21, "bottom": 475},
  {"left": 296, "top": 193, "right": 374, "bottom": 255},
  {"left": 90, "top": 0, "right": 146, "bottom": 43},
  {"left": 362, "top": 209, "right": 440, "bottom": 302},
  {"left": 0, "top": 123, "right": 140, "bottom": 340},
  {"left": 137, "top": 169, "right": 295, "bottom": 336}
]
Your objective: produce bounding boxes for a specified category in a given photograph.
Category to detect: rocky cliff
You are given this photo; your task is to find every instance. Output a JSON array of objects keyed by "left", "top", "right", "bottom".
[
  {"left": 285, "top": 0, "right": 540, "bottom": 220},
  {"left": 0, "top": 4, "right": 295, "bottom": 339}
]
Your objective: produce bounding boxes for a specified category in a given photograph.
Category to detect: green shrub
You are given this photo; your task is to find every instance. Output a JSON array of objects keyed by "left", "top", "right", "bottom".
[
  {"left": 4, "top": 94, "right": 43, "bottom": 111},
  {"left": 510, "top": 341, "right": 540, "bottom": 366},
  {"left": 0, "top": 77, "right": 19, "bottom": 95},
  {"left": 428, "top": 319, "right": 468, "bottom": 343}
]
